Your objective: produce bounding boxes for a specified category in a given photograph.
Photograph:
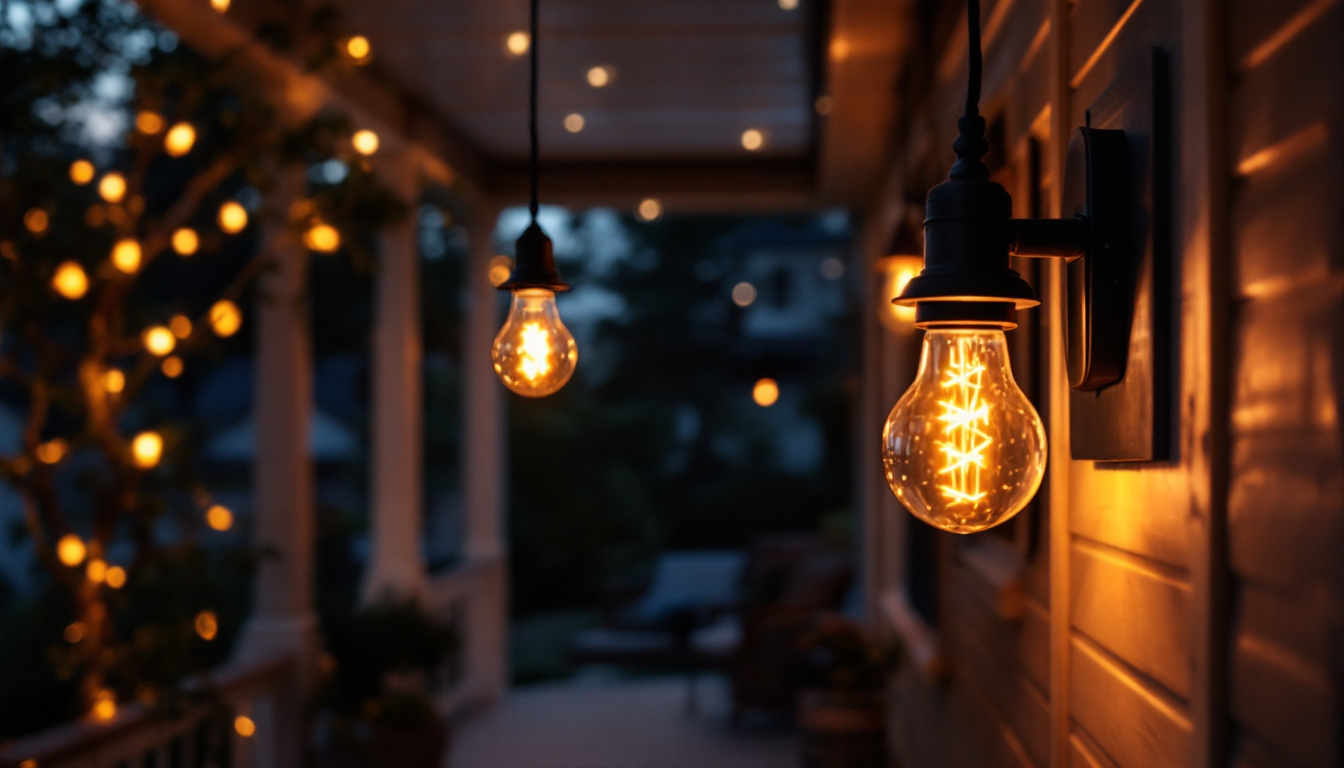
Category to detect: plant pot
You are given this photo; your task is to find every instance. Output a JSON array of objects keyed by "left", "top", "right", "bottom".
[
  {"left": 797, "top": 689, "right": 886, "bottom": 768},
  {"left": 317, "top": 720, "right": 450, "bottom": 768}
]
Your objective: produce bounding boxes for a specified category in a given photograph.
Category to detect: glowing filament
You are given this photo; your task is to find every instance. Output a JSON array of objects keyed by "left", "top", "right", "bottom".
[
  {"left": 934, "top": 341, "right": 991, "bottom": 507},
  {"left": 518, "top": 323, "right": 552, "bottom": 381}
]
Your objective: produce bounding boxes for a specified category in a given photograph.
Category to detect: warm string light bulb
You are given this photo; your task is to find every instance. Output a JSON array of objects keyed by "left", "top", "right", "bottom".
[
  {"left": 882, "top": 329, "right": 1045, "bottom": 533},
  {"left": 491, "top": 289, "right": 577, "bottom": 398}
]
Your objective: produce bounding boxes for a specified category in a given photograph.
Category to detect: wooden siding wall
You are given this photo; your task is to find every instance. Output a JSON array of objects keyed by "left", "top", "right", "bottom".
[{"left": 869, "top": 1, "right": 1344, "bottom": 767}]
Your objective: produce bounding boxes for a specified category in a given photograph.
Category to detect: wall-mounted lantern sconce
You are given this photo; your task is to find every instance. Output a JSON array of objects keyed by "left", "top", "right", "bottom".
[
  {"left": 881, "top": 0, "right": 1137, "bottom": 534},
  {"left": 875, "top": 222, "right": 924, "bottom": 334}
]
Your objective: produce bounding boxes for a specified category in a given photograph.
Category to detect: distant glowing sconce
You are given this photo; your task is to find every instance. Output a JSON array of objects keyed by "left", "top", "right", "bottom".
[{"left": 883, "top": 0, "right": 1135, "bottom": 534}]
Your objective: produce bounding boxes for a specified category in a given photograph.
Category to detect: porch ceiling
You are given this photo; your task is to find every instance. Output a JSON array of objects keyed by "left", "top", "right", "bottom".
[{"left": 142, "top": 0, "right": 912, "bottom": 210}]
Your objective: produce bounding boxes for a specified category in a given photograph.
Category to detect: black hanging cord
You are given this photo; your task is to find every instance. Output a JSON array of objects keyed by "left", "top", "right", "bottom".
[
  {"left": 950, "top": 0, "right": 988, "bottom": 181},
  {"left": 528, "top": 0, "right": 540, "bottom": 224}
]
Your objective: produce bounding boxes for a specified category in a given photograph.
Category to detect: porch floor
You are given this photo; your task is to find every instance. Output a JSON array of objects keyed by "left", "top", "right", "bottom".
[{"left": 447, "top": 673, "right": 797, "bottom": 768}]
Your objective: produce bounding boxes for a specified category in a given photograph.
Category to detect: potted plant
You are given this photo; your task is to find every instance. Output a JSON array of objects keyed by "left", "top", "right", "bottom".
[
  {"left": 313, "top": 598, "right": 459, "bottom": 768},
  {"left": 794, "top": 613, "right": 898, "bottom": 768}
]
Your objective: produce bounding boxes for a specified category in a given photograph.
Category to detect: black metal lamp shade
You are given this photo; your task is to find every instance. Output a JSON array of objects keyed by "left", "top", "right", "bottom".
[{"left": 499, "top": 222, "right": 570, "bottom": 292}]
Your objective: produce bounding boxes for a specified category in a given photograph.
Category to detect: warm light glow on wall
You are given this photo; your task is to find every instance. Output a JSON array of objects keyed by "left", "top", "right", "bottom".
[
  {"left": 37, "top": 439, "right": 68, "bottom": 464},
  {"left": 487, "top": 255, "right": 514, "bottom": 287},
  {"left": 57, "top": 534, "right": 87, "bottom": 567},
  {"left": 304, "top": 223, "right": 341, "bottom": 253},
  {"left": 52, "top": 261, "right": 90, "bottom": 299},
  {"left": 564, "top": 113, "right": 586, "bottom": 133},
  {"left": 876, "top": 255, "right": 923, "bottom": 332},
  {"left": 111, "top": 239, "right": 141, "bottom": 273},
  {"left": 636, "top": 198, "right": 662, "bottom": 222},
  {"left": 163, "top": 122, "right": 196, "bottom": 157},
  {"left": 143, "top": 326, "right": 176, "bottom": 356},
  {"left": 741, "top": 128, "right": 765, "bottom": 151},
  {"left": 25, "top": 208, "right": 49, "bottom": 234},
  {"left": 586, "top": 65, "right": 613, "bottom": 88},
  {"left": 136, "top": 111, "right": 164, "bottom": 134},
  {"left": 206, "top": 504, "right": 234, "bottom": 531},
  {"left": 345, "top": 35, "right": 372, "bottom": 62},
  {"left": 172, "top": 227, "right": 199, "bottom": 256},
  {"left": 99, "top": 172, "right": 126, "bottom": 203},
  {"left": 779, "top": 0, "right": 799, "bottom": 9},
  {"left": 210, "top": 0, "right": 230, "bottom": 12},
  {"left": 505, "top": 31, "right": 530, "bottom": 57},
  {"left": 131, "top": 431, "right": 164, "bottom": 469},
  {"left": 70, "top": 159, "right": 95, "bottom": 185},
  {"left": 217, "top": 201, "right": 248, "bottom": 233},
  {"left": 209, "top": 300, "right": 243, "bottom": 337},
  {"left": 194, "top": 610, "right": 219, "bottom": 641},
  {"left": 731, "top": 282, "right": 757, "bottom": 307},
  {"left": 752, "top": 378, "right": 780, "bottom": 407},
  {"left": 352, "top": 129, "right": 379, "bottom": 156}
]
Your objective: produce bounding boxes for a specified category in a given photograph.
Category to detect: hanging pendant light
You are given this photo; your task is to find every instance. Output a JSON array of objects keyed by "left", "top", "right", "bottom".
[{"left": 491, "top": 0, "right": 578, "bottom": 398}]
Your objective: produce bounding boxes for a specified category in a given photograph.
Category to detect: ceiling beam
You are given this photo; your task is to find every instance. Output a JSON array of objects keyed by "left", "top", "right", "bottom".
[
  {"left": 485, "top": 159, "right": 819, "bottom": 214},
  {"left": 135, "top": 0, "right": 486, "bottom": 192}
]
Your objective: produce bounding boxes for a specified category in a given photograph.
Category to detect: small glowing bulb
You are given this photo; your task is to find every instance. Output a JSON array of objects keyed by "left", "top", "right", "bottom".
[
  {"left": 105, "top": 565, "right": 127, "bottom": 588},
  {"left": 132, "top": 431, "right": 163, "bottom": 469},
  {"left": 194, "top": 610, "right": 219, "bottom": 641},
  {"left": 304, "top": 223, "right": 341, "bottom": 253},
  {"left": 217, "top": 201, "right": 248, "bottom": 233},
  {"left": 111, "top": 239, "right": 142, "bottom": 273},
  {"left": 563, "top": 113, "right": 585, "bottom": 133},
  {"left": 878, "top": 256, "right": 923, "bottom": 331},
  {"left": 779, "top": 0, "right": 799, "bottom": 9},
  {"left": 210, "top": 0, "right": 230, "bottom": 12},
  {"left": 209, "top": 300, "right": 243, "bottom": 337},
  {"left": 102, "top": 368, "right": 126, "bottom": 394},
  {"left": 161, "top": 356, "right": 185, "bottom": 378},
  {"left": 57, "top": 534, "right": 87, "bottom": 567},
  {"left": 65, "top": 622, "right": 86, "bottom": 643},
  {"left": 587, "top": 65, "right": 612, "bottom": 88},
  {"left": 206, "top": 504, "right": 234, "bottom": 531},
  {"left": 172, "top": 227, "right": 199, "bottom": 255},
  {"left": 741, "top": 128, "right": 765, "bottom": 151},
  {"left": 53, "top": 261, "right": 90, "bottom": 299},
  {"left": 235, "top": 715, "right": 256, "bottom": 737},
  {"left": 351, "top": 129, "right": 379, "bottom": 156},
  {"left": 491, "top": 289, "right": 578, "bottom": 398},
  {"left": 487, "top": 255, "right": 514, "bottom": 287},
  {"left": 86, "top": 558, "right": 108, "bottom": 583},
  {"left": 505, "top": 31, "right": 530, "bottom": 57},
  {"left": 731, "top": 282, "right": 757, "bottom": 307},
  {"left": 345, "top": 35, "right": 371, "bottom": 61},
  {"left": 170, "top": 314, "right": 193, "bottom": 339},
  {"left": 36, "top": 439, "right": 68, "bottom": 464},
  {"left": 25, "top": 209, "right": 49, "bottom": 234},
  {"left": 753, "top": 378, "right": 779, "bottom": 407},
  {"left": 91, "top": 690, "right": 117, "bottom": 722},
  {"left": 99, "top": 172, "right": 127, "bottom": 203},
  {"left": 70, "top": 159, "right": 95, "bottom": 185},
  {"left": 136, "top": 111, "right": 164, "bottom": 134},
  {"left": 882, "top": 329, "right": 1046, "bottom": 533},
  {"left": 164, "top": 123, "right": 196, "bottom": 157},
  {"left": 143, "top": 326, "right": 176, "bottom": 356},
  {"left": 636, "top": 198, "right": 662, "bottom": 222}
]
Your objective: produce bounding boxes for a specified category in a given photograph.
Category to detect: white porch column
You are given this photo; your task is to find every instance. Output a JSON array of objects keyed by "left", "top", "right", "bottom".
[
  {"left": 361, "top": 157, "right": 428, "bottom": 604},
  {"left": 462, "top": 202, "right": 508, "bottom": 702},
  {"left": 237, "top": 169, "right": 317, "bottom": 764}
]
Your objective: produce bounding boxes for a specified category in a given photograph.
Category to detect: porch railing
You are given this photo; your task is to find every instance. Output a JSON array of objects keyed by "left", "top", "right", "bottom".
[
  {"left": 0, "top": 654, "right": 297, "bottom": 768},
  {"left": 426, "top": 552, "right": 509, "bottom": 716}
]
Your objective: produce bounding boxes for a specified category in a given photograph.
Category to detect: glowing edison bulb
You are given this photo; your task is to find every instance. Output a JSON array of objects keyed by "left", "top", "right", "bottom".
[
  {"left": 882, "top": 329, "right": 1045, "bottom": 533},
  {"left": 491, "top": 289, "right": 577, "bottom": 397}
]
